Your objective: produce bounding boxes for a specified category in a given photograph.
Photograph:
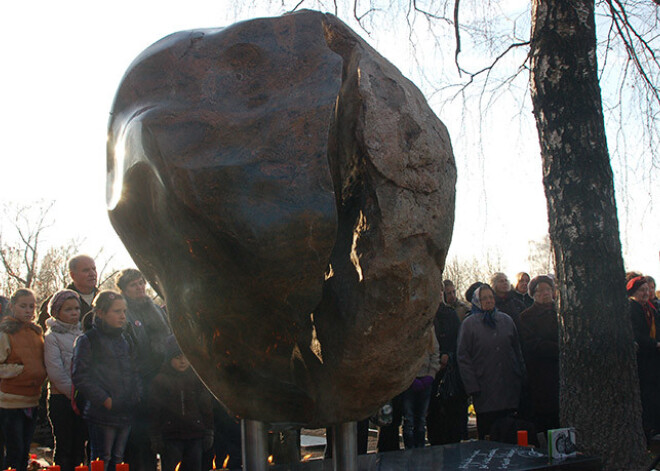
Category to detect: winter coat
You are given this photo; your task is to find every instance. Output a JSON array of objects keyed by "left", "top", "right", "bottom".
[
  {"left": 519, "top": 302, "right": 559, "bottom": 417},
  {"left": 511, "top": 290, "right": 534, "bottom": 309},
  {"left": 630, "top": 299, "right": 660, "bottom": 388},
  {"left": 415, "top": 328, "right": 441, "bottom": 378},
  {"left": 124, "top": 297, "right": 171, "bottom": 383},
  {"left": 72, "top": 317, "right": 141, "bottom": 427},
  {"left": 457, "top": 310, "right": 525, "bottom": 414},
  {"left": 149, "top": 365, "right": 214, "bottom": 440},
  {"left": 433, "top": 304, "right": 461, "bottom": 356},
  {"left": 0, "top": 317, "right": 47, "bottom": 408},
  {"left": 44, "top": 318, "right": 83, "bottom": 398},
  {"left": 495, "top": 292, "right": 525, "bottom": 328},
  {"left": 446, "top": 299, "right": 470, "bottom": 321}
]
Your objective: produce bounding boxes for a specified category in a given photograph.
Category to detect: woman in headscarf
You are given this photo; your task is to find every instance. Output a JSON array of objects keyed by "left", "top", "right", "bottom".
[
  {"left": 628, "top": 275, "right": 660, "bottom": 444},
  {"left": 519, "top": 275, "right": 559, "bottom": 435},
  {"left": 457, "top": 284, "right": 525, "bottom": 439}
]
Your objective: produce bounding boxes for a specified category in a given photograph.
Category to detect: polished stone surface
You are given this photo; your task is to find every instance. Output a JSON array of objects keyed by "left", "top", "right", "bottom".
[
  {"left": 272, "top": 442, "right": 601, "bottom": 471},
  {"left": 107, "top": 10, "right": 456, "bottom": 427}
]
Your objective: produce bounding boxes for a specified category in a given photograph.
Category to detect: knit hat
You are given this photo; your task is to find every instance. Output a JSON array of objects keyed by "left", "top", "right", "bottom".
[
  {"left": 164, "top": 334, "right": 183, "bottom": 361},
  {"left": 528, "top": 275, "right": 555, "bottom": 297},
  {"left": 48, "top": 289, "right": 81, "bottom": 318},
  {"left": 626, "top": 276, "right": 647, "bottom": 296}
]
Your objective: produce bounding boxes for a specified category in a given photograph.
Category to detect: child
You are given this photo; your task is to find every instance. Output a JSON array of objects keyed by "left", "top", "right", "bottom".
[
  {"left": 149, "top": 335, "right": 214, "bottom": 471},
  {"left": 72, "top": 290, "right": 140, "bottom": 471},
  {"left": 44, "top": 289, "right": 87, "bottom": 471},
  {"left": 0, "top": 288, "right": 48, "bottom": 471}
]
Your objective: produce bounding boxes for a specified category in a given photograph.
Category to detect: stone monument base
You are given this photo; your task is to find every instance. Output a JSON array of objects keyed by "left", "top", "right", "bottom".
[{"left": 269, "top": 440, "right": 600, "bottom": 471}]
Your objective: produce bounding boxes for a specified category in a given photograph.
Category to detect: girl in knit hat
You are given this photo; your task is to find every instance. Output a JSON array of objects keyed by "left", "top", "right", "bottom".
[
  {"left": 0, "top": 288, "right": 47, "bottom": 471},
  {"left": 44, "top": 289, "right": 86, "bottom": 471}
]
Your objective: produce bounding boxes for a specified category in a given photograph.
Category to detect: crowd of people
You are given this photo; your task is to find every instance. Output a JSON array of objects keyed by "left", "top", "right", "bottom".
[
  {"left": 0, "top": 255, "right": 241, "bottom": 471},
  {"left": 377, "top": 270, "right": 660, "bottom": 453},
  {"left": 0, "top": 254, "right": 658, "bottom": 471}
]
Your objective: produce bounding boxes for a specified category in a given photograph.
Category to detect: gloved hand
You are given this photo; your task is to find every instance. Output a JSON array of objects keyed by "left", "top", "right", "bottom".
[
  {"left": 411, "top": 378, "right": 425, "bottom": 392},
  {"left": 150, "top": 435, "right": 164, "bottom": 454},
  {"left": 203, "top": 430, "right": 214, "bottom": 451},
  {"left": 420, "top": 375, "right": 434, "bottom": 389}
]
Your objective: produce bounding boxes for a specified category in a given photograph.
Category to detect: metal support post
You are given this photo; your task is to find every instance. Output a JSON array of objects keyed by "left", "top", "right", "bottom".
[
  {"left": 332, "top": 421, "right": 358, "bottom": 471},
  {"left": 242, "top": 419, "right": 268, "bottom": 471}
]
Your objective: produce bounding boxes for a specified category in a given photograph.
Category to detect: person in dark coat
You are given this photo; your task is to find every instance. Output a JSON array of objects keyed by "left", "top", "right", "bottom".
[
  {"left": 627, "top": 275, "right": 660, "bottom": 444},
  {"left": 116, "top": 269, "right": 171, "bottom": 471},
  {"left": 511, "top": 272, "right": 534, "bottom": 308},
  {"left": 427, "top": 295, "right": 467, "bottom": 445},
  {"left": 72, "top": 291, "right": 141, "bottom": 471},
  {"left": 490, "top": 273, "right": 525, "bottom": 328},
  {"left": 443, "top": 280, "right": 470, "bottom": 321},
  {"left": 149, "top": 335, "right": 214, "bottom": 471},
  {"left": 457, "top": 284, "right": 525, "bottom": 439},
  {"left": 518, "top": 275, "right": 559, "bottom": 435}
]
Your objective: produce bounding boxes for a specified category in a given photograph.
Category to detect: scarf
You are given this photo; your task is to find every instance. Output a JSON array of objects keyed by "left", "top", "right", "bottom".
[
  {"left": 471, "top": 286, "right": 498, "bottom": 329},
  {"left": 644, "top": 302, "right": 657, "bottom": 340}
]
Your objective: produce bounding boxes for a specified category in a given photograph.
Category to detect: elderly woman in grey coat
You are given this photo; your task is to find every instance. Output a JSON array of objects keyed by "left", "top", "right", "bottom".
[{"left": 457, "top": 284, "right": 525, "bottom": 439}]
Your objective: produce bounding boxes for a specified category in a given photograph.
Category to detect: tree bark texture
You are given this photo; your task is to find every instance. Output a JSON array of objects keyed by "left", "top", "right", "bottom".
[{"left": 530, "top": 1, "right": 647, "bottom": 469}]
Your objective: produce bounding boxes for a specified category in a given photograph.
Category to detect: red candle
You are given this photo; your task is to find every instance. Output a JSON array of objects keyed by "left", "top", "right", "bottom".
[
  {"left": 517, "top": 430, "right": 528, "bottom": 447},
  {"left": 115, "top": 463, "right": 129, "bottom": 471},
  {"left": 48, "top": 466, "right": 61, "bottom": 471},
  {"left": 75, "top": 464, "right": 88, "bottom": 471},
  {"left": 90, "top": 460, "right": 103, "bottom": 471}
]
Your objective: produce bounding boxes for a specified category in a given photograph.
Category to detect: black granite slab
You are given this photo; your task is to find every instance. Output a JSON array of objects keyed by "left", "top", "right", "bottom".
[{"left": 270, "top": 441, "right": 601, "bottom": 471}]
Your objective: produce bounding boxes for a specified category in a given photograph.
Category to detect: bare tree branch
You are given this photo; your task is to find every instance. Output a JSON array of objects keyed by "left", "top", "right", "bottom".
[
  {"left": 450, "top": 41, "right": 530, "bottom": 98},
  {"left": 606, "top": 0, "right": 660, "bottom": 104},
  {"left": 454, "top": 0, "right": 462, "bottom": 74}
]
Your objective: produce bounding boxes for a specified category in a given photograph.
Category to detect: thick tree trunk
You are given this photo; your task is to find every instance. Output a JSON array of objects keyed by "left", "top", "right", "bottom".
[{"left": 529, "top": 1, "right": 647, "bottom": 469}]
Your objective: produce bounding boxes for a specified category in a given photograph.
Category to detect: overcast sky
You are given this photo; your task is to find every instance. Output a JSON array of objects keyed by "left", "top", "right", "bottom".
[{"left": 1, "top": 0, "right": 657, "bottom": 284}]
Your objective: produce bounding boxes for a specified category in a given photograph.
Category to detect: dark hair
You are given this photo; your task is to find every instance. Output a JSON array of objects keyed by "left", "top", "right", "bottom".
[
  {"left": 10, "top": 288, "right": 36, "bottom": 305},
  {"left": 115, "top": 268, "right": 144, "bottom": 292},
  {"left": 465, "top": 282, "right": 483, "bottom": 305},
  {"left": 92, "top": 290, "right": 125, "bottom": 314},
  {"left": 443, "top": 280, "right": 455, "bottom": 288},
  {"left": 645, "top": 276, "right": 656, "bottom": 285}
]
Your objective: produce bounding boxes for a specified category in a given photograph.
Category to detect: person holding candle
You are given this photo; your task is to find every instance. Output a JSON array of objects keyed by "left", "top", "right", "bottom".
[
  {"left": 44, "top": 289, "right": 87, "bottom": 471},
  {"left": 72, "top": 291, "right": 141, "bottom": 471},
  {"left": 0, "top": 288, "right": 48, "bottom": 471},
  {"left": 149, "top": 335, "right": 213, "bottom": 471}
]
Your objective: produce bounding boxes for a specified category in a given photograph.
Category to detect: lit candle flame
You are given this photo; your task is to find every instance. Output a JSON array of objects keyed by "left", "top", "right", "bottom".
[
  {"left": 268, "top": 455, "right": 274, "bottom": 464},
  {"left": 212, "top": 455, "right": 217, "bottom": 469},
  {"left": 302, "top": 454, "right": 312, "bottom": 461},
  {"left": 222, "top": 455, "right": 230, "bottom": 469},
  {"left": 175, "top": 462, "right": 181, "bottom": 471}
]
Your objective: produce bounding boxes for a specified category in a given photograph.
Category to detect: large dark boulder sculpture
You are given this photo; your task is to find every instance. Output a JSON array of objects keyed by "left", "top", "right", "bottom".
[{"left": 107, "top": 9, "right": 455, "bottom": 428}]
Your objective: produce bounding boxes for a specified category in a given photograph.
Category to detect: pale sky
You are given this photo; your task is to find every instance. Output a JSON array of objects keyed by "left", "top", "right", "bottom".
[{"left": 0, "top": 0, "right": 657, "bottom": 284}]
